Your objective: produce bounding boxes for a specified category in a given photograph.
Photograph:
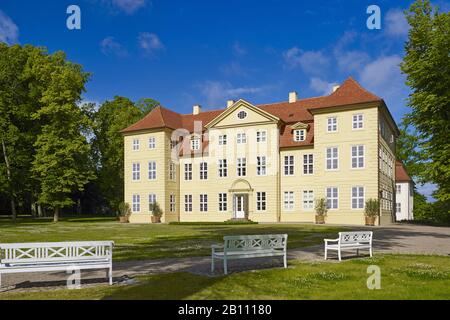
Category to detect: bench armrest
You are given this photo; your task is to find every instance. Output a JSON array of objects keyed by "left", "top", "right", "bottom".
[
  {"left": 324, "top": 238, "right": 339, "bottom": 243},
  {"left": 211, "top": 244, "right": 224, "bottom": 249}
]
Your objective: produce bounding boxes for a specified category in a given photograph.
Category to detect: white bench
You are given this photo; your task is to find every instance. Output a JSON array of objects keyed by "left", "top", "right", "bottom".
[
  {"left": 211, "top": 234, "right": 288, "bottom": 275},
  {"left": 324, "top": 231, "right": 373, "bottom": 261},
  {"left": 0, "top": 241, "right": 114, "bottom": 288}
]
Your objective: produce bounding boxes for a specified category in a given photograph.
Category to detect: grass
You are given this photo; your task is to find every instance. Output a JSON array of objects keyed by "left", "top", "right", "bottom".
[
  {"left": 1, "top": 254, "right": 449, "bottom": 300},
  {"left": 0, "top": 217, "right": 344, "bottom": 261}
]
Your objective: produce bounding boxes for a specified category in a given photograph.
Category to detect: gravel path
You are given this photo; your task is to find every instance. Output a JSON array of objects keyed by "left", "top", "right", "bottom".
[{"left": 1, "top": 224, "right": 449, "bottom": 293}]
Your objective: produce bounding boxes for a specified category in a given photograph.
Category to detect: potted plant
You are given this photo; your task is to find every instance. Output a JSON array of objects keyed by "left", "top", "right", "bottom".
[
  {"left": 364, "top": 199, "right": 379, "bottom": 226},
  {"left": 150, "top": 202, "right": 163, "bottom": 223},
  {"left": 118, "top": 202, "right": 131, "bottom": 223},
  {"left": 314, "top": 198, "right": 328, "bottom": 224}
]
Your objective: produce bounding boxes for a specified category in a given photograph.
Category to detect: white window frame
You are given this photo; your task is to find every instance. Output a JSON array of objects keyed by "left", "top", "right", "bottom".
[
  {"left": 284, "top": 156, "right": 294, "bottom": 176},
  {"left": 237, "top": 157, "right": 247, "bottom": 177},
  {"left": 218, "top": 159, "right": 227, "bottom": 178},
  {"left": 326, "top": 147, "right": 339, "bottom": 170},
  {"left": 148, "top": 194, "right": 156, "bottom": 211},
  {"left": 283, "top": 191, "right": 294, "bottom": 211},
  {"left": 200, "top": 162, "right": 208, "bottom": 180},
  {"left": 169, "top": 161, "right": 176, "bottom": 181},
  {"left": 191, "top": 138, "right": 200, "bottom": 151},
  {"left": 256, "top": 130, "right": 267, "bottom": 143},
  {"left": 219, "top": 193, "right": 227, "bottom": 212},
  {"left": 396, "top": 202, "right": 401, "bottom": 213},
  {"left": 200, "top": 194, "right": 208, "bottom": 212},
  {"left": 236, "top": 133, "right": 247, "bottom": 144},
  {"left": 257, "top": 156, "right": 267, "bottom": 176},
  {"left": 184, "top": 163, "right": 192, "bottom": 181},
  {"left": 184, "top": 194, "right": 192, "bottom": 212},
  {"left": 326, "top": 187, "right": 339, "bottom": 210},
  {"left": 294, "top": 129, "right": 306, "bottom": 142},
  {"left": 302, "top": 190, "right": 314, "bottom": 211},
  {"left": 351, "top": 145, "right": 365, "bottom": 169},
  {"left": 303, "top": 154, "right": 314, "bottom": 175},
  {"left": 170, "top": 194, "right": 176, "bottom": 212},
  {"left": 327, "top": 117, "right": 338, "bottom": 133},
  {"left": 237, "top": 110, "right": 247, "bottom": 120},
  {"left": 218, "top": 135, "right": 227, "bottom": 146},
  {"left": 396, "top": 184, "right": 401, "bottom": 194},
  {"left": 132, "top": 139, "right": 140, "bottom": 151},
  {"left": 352, "top": 114, "right": 364, "bottom": 130},
  {"left": 256, "top": 192, "right": 266, "bottom": 211},
  {"left": 351, "top": 186, "right": 365, "bottom": 210},
  {"left": 132, "top": 162, "right": 140, "bottom": 181},
  {"left": 148, "top": 161, "right": 156, "bottom": 180},
  {"left": 132, "top": 194, "right": 140, "bottom": 212},
  {"left": 148, "top": 137, "right": 156, "bottom": 149}
]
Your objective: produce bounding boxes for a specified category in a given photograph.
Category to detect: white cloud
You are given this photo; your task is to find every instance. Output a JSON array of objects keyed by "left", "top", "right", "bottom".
[
  {"left": 138, "top": 32, "right": 165, "bottom": 56},
  {"left": 283, "top": 47, "right": 330, "bottom": 75},
  {"left": 100, "top": 37, "right": 128, "bottom": 57},
  {"left": 220, "top": 62, "right": 249, "bottom": 77},
  {"left": 359, "top": 55, "right": 403, "bottom": 90},
  {"left": 0, "top": 10, "right": 19, "bottom": 44},
  {"left": 385, "top": 8, "right": 409, "bottom": 37},
  {"left": 416, "top": 183, "right": 437, "bottom": 202},
  {"left": 336, "top": 50, "right": 370, "bottom": 73},
  {"left": 232, "top": 41, "right": 247, "bottom": 57},
  {"left": 309, "top": 78, "right": 339, "bottom": 96},
  {"left": 197, "top": 81, "right": 270, "bottom": 106},
  {"left": 110, "top": 0, "right": 148, "bottom": 14}
]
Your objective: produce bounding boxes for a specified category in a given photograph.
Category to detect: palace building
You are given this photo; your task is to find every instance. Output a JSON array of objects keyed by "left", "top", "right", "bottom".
[{"left": 121, "top": 77, "right": 399, "bottom": 225}]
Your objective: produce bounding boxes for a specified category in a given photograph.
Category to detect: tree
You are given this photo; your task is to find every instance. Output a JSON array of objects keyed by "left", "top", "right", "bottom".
[
  {"left": 396, "top": 120, "right": 426, "bottom": 182},
  {"left": 31, "top": 50, "right": 94, "bottom": 222},
  {"left": 401, "top": 0, "right": 450, "bottom": 202}
]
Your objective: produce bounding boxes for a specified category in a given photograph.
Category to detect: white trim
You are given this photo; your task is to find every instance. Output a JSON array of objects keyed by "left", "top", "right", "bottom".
[
  {"left": 325, "top": 147, "right": 339, "bottom": 171},
  {"left": 326, "top": 116, "right": 338, "bottom": 133},
  {"left": 326, "top": 187, "right": 339, "bottom": 210},
  {"left": 350, "top": 145, "right": 365, "bottom": 170},
  {"left": 352, "top": 113, "right": 364, "bottom": 130},
  {"left": 148, "top": 161, "right": 157, "bottom": 181},
  {"left": 351, "top": 186, "right": 365, "bottom": 210}
]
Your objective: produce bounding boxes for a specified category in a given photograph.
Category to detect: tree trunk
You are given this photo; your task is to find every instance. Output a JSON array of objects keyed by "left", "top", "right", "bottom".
[
  {"left": 1, "top": 138, "right": 16, "bottom": 221},
  {"left": 77, "top": 198, "right": 82, "bottom": 215},
  {"left": 37, "top": 204, "right": 43, "bottom": 218},
  {"left": 54, "top": 207, "right": 59, "bottom": 222},
  {"left": 31, "top": 202, "right": 37, "bottom": 218}
]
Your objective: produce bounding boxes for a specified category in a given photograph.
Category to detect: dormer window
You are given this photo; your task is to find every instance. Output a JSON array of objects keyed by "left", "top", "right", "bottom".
[
  {"left": 237, "top": 110, "right": 247, "bottom": 120},
  {"left": 294, "top": 129, "right": 306, "bottom": 142},
  {"left": 190, "top": 137, "right": 200, "bottom": 150}
]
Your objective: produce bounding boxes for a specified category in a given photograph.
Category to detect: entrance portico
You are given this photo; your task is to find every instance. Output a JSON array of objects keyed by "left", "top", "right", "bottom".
[{"left": 229, "top": 179, "right": 253, "bottom": 220}]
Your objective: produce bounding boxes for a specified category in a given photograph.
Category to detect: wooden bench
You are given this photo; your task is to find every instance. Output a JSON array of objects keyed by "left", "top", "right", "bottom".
[
  {"left": 324, "top": 231, "right": 373, "bottom": 261},
  {"left": 0, "top": 241, "right": 114, "bottom": 288},
  {"left": 211, "top": 234, "right": 288, "bottom": 275}
]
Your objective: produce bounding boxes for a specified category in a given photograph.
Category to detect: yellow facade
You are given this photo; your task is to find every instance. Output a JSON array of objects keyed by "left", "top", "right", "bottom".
[{"left": 123, "top": 99, "right": 397, "bottom": 225}]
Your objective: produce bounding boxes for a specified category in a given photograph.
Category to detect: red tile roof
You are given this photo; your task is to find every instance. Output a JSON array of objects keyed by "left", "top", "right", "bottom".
[{"left": 396, "top": 161, "right": 413, "bottom": 182}]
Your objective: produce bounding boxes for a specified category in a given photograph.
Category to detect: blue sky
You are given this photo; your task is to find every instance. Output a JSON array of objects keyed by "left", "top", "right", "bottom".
[{"left": 1, "top": 0, "right": 447, "bottom": 199}]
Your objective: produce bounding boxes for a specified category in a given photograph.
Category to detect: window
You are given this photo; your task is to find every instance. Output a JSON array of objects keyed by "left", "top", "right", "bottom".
[
  {"left": 218, "top": 159, "right": 227, "bottom": 177},
  {"left": 257, "top": 156, "right": 267, "bottom": 176},
  {"left": 351, "top": 145, "right": 365, "bottom": 168},
  {"left": 396, "top": 184, "right": 401, "bottom": 194},
  {"left": 327, "top": 117, "right": 337, "bottom": 132},
  {"left": 294, "top": 129, "right": 306, "bottom": 142},
  {"left": 303, "top": 154, "right": 314, "bottom": 174},
  {"left": 284, "top": 191, "right": 294, "bottom": 211},
  {"left": 132, "top": 139, "right": 140, "bottom": 151},
  {"left": 326, "top": 187, "right": 338, "bottom": 209},
  {"left": 237, "top": 133, "right": 247, "bottom": 144},
  {"left": 191, "top": 138, "right": 200, "bottom": 150},
  {"left": 352, "top": 114, "right": 364, "bottom": 130},
  {"left": 184, "top": 195, "right": 192, "bottom": 212},
  {"left": 200, "top": 194, "right": 208, "bottom": 212},
  {"left": 237, "top": 158, "right": 247, "bottom": 177},
  {"left": 170, "top": 139, "right": 177, "bottom": 149},
  {"left": 326, "top": 147, "right": 339, "bottom": 170},
  {"left": 396, "top": 203, "right": 401, "bottom": 213},
  {"left": 148, "top": 137, "right": 156, "bottom": 149},
  {"left": 257, "top": 192, "right": 266, "bottom": 211},
  {"left": 169, "top": 161, "right": 176, "bottom": 181},
  {"left": 284, "top": 156, "right": 294, "bottom": 176},
  {"left": 132, "top": 163, "right": 140, "bottom": 181},
  {"left": 200, "top": 162, "right": 208, "bottom": 180},
  {"left": 219, "top": 193, "right": 227, "bottom": 212},
  {"left": 351, "top": 187, "right": 364, "bottom": 209},
  {"left": 237, "top": 110, "right": 247, "bottom": 119},
  {"left": 132, "top": 194, "right": 140, "bottom": 212},
  {"left": 302, "top": 190, "right": 314, "bottom": 211},
  {"left": 148, "top": 194, "right": 156, "bottom": 211},
  {"left": 184, "top": 163, "right": 192, "bottom": 181},
  {"left": 256, "top": 131, "right": 267, "bottom": 143},
  {"left": 218, "top": 135, "right": 227, "bottom": 146},
  {"left": 170, "top": 194, "right": 176, "bottom": 212},
  {"left": 148, "top": 161, "right": 156, "bottom": 180}
]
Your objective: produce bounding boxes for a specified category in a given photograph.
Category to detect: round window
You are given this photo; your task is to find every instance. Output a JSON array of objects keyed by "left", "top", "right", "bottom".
[{"left": 237, "top": 110, "right": 247, "bottom": 120}]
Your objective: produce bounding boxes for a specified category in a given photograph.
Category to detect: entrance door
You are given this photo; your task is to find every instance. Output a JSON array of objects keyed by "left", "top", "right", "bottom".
[{"left": 235, "top": 195, "right": 245, "bottom": 219}]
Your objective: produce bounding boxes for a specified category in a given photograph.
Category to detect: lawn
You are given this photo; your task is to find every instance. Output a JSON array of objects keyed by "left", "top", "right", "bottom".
[
  {"left": 0, "top": 217, "right": 344, "bottom": 261},
  {"left": 1, "top": 255, "right": 449, "bottom": 300}
]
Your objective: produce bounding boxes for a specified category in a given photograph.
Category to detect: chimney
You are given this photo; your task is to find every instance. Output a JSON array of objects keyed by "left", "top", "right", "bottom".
[
  {"left": 227, "top": 100, "right": 235, "bottom": 108},
  {"left": 193, "top": 105, "right": 201, "bottom": 115},
  {"left": 332, "top": 85, "right": 340, "bottom": 93},
  {"left": 289, "top": 91, "right": 298, "bottom": 103}
]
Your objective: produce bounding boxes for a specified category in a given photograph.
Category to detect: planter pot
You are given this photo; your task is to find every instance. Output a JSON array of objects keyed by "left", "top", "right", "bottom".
[
  {"left": 365, "top": 216, "right": 376, "bottom": 226},
  {"left": 119, "top": 216, "right": 129, "bottom": 223},
  {"left": 151, "top": 216, "right": 161, "bottom": 223},
  {"left": 315, "top": 215, "right": 325, "bottom": 224}
]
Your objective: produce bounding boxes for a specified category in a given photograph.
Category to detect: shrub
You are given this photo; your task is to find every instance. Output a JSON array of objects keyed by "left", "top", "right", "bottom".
[{"left": 365, "top": 199, "right": 380, "bottom": 217}]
